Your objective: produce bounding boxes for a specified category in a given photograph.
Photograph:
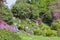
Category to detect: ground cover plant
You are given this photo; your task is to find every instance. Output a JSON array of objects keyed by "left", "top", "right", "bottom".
[{"left": 0, "top": 29, "right": 21, "bottom": 40}]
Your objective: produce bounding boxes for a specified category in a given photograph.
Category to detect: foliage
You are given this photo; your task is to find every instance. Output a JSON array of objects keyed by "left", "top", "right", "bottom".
[
  {"left": 45, "top": 30, "right": 57, "bottom": 36},
  {"left": 57, "top": 30, "right": 60, "bottom": 37},
  {"left": 16, "top": 0, "right": 27, "bottom": 3},
  {"left": 2, "top": 4, "right": 13, "bottom": 25},
  {"left": 1, "top": 0, "right": 59, "bottom": 38},
  {"left": 33, "top": 29, "right": 57, "bottom": 36},
  {"left": 28, "top": 0, "right": 55, "bottom": 25},
  {"left": 39, "top": 23, "right": 51, "bottom": 30},
  {"left": 14, "top": 19, "right": 36, "bottom": 30},
  {"left": 0, "top": 29, "right": 21, "bottom": 40},
  {"left": 52, "top": 19, "right": 60, "bottom": 30},
  {"left": 37, "top": 0, "right": 55, "bottom": 25},
  {"left": 42, "top": 10, "right": 53, "bottom": 25},
  {"left": 29, "top": 0, "right": 55, "bottom": 12},
  {"left": 34, "top": 29, "right": 44, "bottom": 35},
  {"left": 18, "top": 24, "right": 25, "bottom": 30},
  {"left": 12, "top": 3, "right": 39, "bottom": 19},
  {"left": 11, "top": 0, "right": 55, "bottom": 25},
  {"left": 33, "top": 23, "right": 48, "bottom": 35}
]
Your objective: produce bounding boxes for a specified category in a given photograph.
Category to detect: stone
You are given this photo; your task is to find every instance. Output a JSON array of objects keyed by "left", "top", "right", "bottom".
[{"left": 24, "top": 27, "right": 34, "bottom": 35}]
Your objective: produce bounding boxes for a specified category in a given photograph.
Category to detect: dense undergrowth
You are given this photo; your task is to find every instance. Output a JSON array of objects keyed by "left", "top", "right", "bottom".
[{"left": 0, "top": 29, "right": 21, "bottom": 40}]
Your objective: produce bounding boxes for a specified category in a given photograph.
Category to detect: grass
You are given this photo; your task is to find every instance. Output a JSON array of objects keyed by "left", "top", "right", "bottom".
[
  {"left": 18, "top": 32, "right": 60, "bottom": 40},
  {"left": 0, "top": 29, "right": 21, "bottom": 40},
  {"left": 0, "top": 28, "right": 60, "bottom": 40},
  {"left": 0, "top": 29, "right": 60, "bottom": 40}
]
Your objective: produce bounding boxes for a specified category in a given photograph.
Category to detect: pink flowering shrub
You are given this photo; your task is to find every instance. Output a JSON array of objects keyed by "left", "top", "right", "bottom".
[
  {"left": 0, "top": 20, "right": 18, "bottom": 32},
  {"left": 53, "top": 10, "right": 60, "bottom": 20}
]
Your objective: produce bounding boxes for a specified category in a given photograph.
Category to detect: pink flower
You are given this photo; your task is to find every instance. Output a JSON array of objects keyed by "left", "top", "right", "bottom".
[{"left": 0, "top": 20, "right": 18, "bottom": 32}]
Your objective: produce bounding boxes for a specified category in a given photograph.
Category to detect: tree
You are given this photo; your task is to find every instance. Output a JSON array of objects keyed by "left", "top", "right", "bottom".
[
  {"left": 12, "top": 3, "right": 39, "bottom": 19},
  {"left": 2, "top": 4, "right": 13, "bottom": 24},
  {"left": 0, "top": 0, "right": 6, "bottom": 19}
]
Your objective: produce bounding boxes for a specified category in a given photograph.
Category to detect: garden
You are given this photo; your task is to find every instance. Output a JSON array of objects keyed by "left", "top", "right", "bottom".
[{"left": 0, "top": 0, "right": 60, "bottom": 40}]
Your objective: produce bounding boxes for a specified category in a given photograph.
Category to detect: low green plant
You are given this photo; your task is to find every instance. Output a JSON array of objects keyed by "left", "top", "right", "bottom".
[
  {"left": 0, "top": 29, "right": 21, "bottom": 40},
  {"left": 52, "top": 20, "right": 60, "bottom": 30},
  {"left": 18, "top": 24, "right": 25, "bottom": 30},
  {"left": 34, "top": 29, "right": 44, "bottom": 35},
  {"left": 45, "top": 30, "right": 57, "bottom": 36},
  {"left": 39, "top": 23, "right": 51, "bottom": 30}
]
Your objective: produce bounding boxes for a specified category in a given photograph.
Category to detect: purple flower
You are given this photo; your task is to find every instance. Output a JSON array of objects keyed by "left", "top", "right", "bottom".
[
  {"left": 53, "top": 11, "right": 60, "bottom": 20},
  {"left": 0, "top": 20, "right": 18, "bottom": 32}
]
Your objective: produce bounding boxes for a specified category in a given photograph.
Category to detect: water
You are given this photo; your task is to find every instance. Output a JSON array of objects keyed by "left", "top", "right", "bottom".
[{"left": 5, "top": 0, "right": 16, "bottom": 8}]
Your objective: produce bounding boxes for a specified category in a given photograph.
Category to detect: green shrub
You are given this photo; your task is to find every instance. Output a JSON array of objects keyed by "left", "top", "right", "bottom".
[
  {"left": 42, "top": 10, "right": 53, "bottom": 25},
  {"left": 52, "top": 20, "right": 60, "bottom": 30},
  {"left": 33, "top": 29, "right": 57, "bottom": 36},
  {"left": 45, "top": 30, "right": 57, "bottom": 36},
  {"left": 2, "top": 4, "right": 13, "bottom": 25},
  {"left": 17, "top": 19, "right": 35, "bottom": 30},
  {"left": 16, "top": 0, "right": 27, "bottom": 3},
  {"left": 34, "top": 29, "right": 40, "bottom": 35},
  {"left": 18, "top": 24, "right": 25, "bottom": 30},
  {"left": 12, "top": 3, "right": 39, "bottom": 19},
  {"left": 16, "top": 19, "right": 36, "bottom": 30},
  {"left": 0, "top": 29, "right": 21, "bottom": 40},
  {"left": 39, "top": 23, "right": 51, "bottom": 30},
  {"left": 57, "top": 30, "right": 60, "bottom": 37},
  {"left": 34, "top": 29, "right": 44, "bottom": 35},
  {"left": 34, "top": 23, "right": 55, "bottom": 36}
]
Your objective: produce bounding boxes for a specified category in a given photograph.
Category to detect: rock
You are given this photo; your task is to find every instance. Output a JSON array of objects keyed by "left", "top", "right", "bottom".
[{"left": 24, "top": 27, "right": 34, "bottom": 35}]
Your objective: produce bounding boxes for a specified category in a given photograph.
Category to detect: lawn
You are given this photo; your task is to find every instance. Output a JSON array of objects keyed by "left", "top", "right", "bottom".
[{"left": 18, "top": 33, "right": 60, "bottom": 40}]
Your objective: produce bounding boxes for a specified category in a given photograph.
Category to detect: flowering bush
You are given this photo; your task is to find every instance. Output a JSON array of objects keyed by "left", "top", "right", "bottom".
[
  {"left": 53, "top": 10, "right": 60, "bottom": 20},
  {"left": 0, "top": 20, "right": 18, "bottom": 32}
]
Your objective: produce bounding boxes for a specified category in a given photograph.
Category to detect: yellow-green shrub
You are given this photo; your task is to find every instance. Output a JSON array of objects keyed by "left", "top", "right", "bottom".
[{"left": 0, "top": 29, "right": 21, "bottom": 40}]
